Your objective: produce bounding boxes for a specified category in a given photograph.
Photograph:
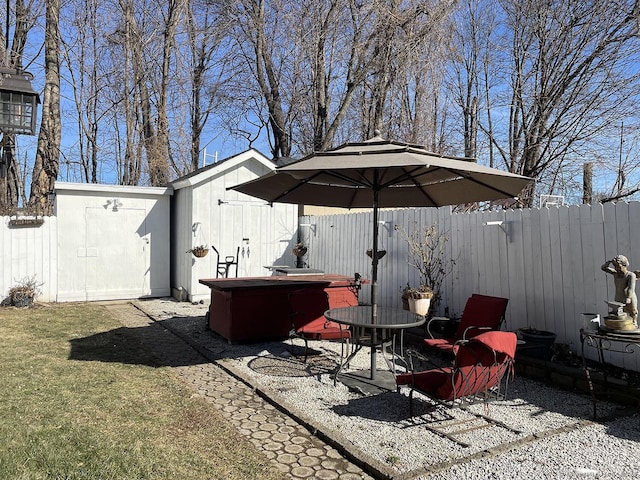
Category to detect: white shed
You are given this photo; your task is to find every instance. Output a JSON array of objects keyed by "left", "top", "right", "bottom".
[
  {"left": 54, "top": 182, "right": 172, "bottom": 301},
  {"left": 170, "top": 149, "right": 298, "bottom": 302}
]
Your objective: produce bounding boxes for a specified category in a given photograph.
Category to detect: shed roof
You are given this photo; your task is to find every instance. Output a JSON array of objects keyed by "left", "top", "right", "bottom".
[
  {"left": 170, "top": 148, "right": 275, "bottom": 190},
  {"left": 54, "top": 181, "right": 173, "bottom": 197}
]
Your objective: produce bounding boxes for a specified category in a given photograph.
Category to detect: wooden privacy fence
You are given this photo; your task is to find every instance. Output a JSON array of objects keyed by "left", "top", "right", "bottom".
[{"left": 301, "top": 202, "right": 640, "bottom": 371}]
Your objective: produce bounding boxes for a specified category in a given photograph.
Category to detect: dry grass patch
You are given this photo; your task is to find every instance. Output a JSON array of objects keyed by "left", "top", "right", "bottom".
[{"left": 0, "top": 303, "right": 284, "bottom": 480}]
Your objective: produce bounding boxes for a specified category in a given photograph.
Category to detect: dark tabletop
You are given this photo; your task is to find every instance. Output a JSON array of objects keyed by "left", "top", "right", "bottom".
[{"left": 324, "top": 306, "right": 426, "bottom": 329}]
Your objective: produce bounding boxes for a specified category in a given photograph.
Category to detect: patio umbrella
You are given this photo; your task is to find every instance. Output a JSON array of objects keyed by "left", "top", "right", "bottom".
[{"left": 230, "top": 135, "right": 534, "bottom": 319}]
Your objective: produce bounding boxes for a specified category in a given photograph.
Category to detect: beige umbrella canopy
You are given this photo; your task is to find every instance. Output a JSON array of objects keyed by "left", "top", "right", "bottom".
[
  {"left": 230, "top": 137, "right": 533, "bottom": 319},
  {"left": 239, "top": 139, "right": 531, "bottom": 207}
]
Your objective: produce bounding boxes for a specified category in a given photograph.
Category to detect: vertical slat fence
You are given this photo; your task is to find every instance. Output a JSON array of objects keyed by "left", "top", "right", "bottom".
[{"left": 305, "top": 203, "right": 640, "bottom": 372}]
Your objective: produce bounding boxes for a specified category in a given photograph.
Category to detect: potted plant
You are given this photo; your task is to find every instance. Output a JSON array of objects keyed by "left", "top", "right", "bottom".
[
  {"left": 404, "top": 285, "right": 434, "bottom": 316},
  {"left": 519, "top": 326, "right": 557, "bottom": 359},
  {"left": 395, "top": 223, "right": 456, "bottom": 316},
  {"left": 292, "top": 242, "right": 307, "bottom": 257},
  {"left": 7, "top": 275, "right": 42, "bottom": 307},
  {"left": 187, "top": 245, "right": 209, "bottom": 258},
  {"left": 366, "top": 248, "right": 386, "bottom": 260}
]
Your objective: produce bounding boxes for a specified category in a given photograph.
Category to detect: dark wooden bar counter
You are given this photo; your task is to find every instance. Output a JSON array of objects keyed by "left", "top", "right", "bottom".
[{"left": 199, "top": 275, "right": 361, "bottom": 343}]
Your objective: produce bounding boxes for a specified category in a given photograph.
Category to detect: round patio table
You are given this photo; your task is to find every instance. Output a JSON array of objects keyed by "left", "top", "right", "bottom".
[{"left": 324, "top": 305, "right": 426, "bottom": 383}]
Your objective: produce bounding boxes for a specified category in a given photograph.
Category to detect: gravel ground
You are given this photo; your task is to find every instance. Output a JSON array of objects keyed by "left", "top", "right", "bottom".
[{"left": 135, "top": 298, "right": 640, "bottom": 480}]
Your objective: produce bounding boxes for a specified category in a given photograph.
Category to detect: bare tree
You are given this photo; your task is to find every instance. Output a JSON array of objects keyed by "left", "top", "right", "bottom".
[
  {"left": 184, "top": 0, "right": 227, "bottom": 171},
  {"left": 491, "top": 0, "right": 640, "bottom": 206},
  {"left": 597, "top": 122, "right": 640, "bottom": 202},
  {"left": 224, "top": 0, "right": 291, "bottom": 158},
  {"left": 448, "top": 0, "right": 498, "bottom": 159},
  {"left": 358, "top": 0, "right": 455, "bottom": 144},
  {"left": 61, "top": 0, "right": 104, "bottom": 183},
  {"left": 29, "top": 0, "right": 61, "bottom": 214}
]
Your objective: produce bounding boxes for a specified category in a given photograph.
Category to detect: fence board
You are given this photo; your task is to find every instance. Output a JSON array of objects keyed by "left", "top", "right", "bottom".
[{"left": 539, "top": 208, "right": 555, "bottom": 334}]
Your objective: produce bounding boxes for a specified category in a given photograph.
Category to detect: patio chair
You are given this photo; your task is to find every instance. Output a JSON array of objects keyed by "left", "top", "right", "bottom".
[
  {"left": 423, "top": 294, "right": 508, "bottom": 355},
  {"left": 396, "top": 331, "right": 517, "bottom": 416},
  {"left": 289, "top": 288, "right": 351, "bottom": 361}
]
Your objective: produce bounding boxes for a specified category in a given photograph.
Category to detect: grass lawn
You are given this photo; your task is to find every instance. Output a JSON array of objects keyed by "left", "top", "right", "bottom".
[{"left": 0, "top": 302, "right": 284, "bottom": 480}]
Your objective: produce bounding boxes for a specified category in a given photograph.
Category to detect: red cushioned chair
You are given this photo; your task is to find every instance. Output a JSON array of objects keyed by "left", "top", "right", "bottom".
[
  {"left": 396, "top": 331, "right": 517, "bottom": 416},
  {"left": 289, "top": 288, "right": 351, "bottom": 361},
  {"left": 424, "top": 294, "right": 508, "bottom": 355}
]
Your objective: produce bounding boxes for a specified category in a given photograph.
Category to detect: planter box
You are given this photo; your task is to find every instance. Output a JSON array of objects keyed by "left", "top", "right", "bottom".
[{"left": 519, "top": 329, "right": 556, "bottom": 359}]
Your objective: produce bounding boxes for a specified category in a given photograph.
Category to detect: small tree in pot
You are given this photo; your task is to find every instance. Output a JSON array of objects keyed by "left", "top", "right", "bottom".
[{"left": 396, "top": 223, "right": 455, "bottom": 316}]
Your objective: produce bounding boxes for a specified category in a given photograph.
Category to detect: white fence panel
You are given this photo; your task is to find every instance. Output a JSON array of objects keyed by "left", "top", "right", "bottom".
[
  {"left": 1, "top": 216, "right": 57, "bottom": 303},
  {"left": 305, "top": 203, "right": 640, "bottom": 372}
]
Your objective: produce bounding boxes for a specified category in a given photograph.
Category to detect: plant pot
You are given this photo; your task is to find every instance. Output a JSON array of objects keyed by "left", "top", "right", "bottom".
[
  {"left": 408, "top": 297, "right": 431, "bottom": 316},
  {"left": 190, "top": 246, "right": 209, "bottom": 258},
  {"left": 292, "top": 246, "right": 307, "bottom": 257},
  {"left": 519, "top": 329, "right": 556, "bottom": 359},
  {"left": 11, "top": 294, "right": 34, "bottom": 308},
  {"left": 366, "top": 249, "right": 386, "bottom": 260}
]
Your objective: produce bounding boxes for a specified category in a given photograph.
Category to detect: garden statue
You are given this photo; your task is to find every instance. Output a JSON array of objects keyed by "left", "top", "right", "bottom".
[{"left": 601, "top": 254, "right": 639, "bottom": 328}]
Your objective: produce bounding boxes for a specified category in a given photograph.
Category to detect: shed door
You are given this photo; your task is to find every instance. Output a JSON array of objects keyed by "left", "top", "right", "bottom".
[{"left": 84, "top": 207, "right": 149, "bottom": 300}]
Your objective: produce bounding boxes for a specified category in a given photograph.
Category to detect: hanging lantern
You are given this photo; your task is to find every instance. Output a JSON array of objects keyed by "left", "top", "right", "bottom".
[{"left": 0, "top": 67, "right": 40, "bottom": 135}]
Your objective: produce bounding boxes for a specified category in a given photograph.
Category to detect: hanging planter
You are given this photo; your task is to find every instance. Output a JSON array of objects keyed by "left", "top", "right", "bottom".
[
  {"left": 366, "top": 249, "right": 387, "bottom": 260},
  {"left": 292, "top": 242, "right": 308, "bottom": 257},
  {"left": 189, "top": 222, "right": 209, "bottom": 258},
  {"left": 187, "top": 245, "right": 209, "bottom": 258}
]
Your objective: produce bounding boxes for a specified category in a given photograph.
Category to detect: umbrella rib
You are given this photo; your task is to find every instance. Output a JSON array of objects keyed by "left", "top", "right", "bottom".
[
  {"left": 401, "top": 167, "right": 438, "bottom": 204},
  {"left": 320, "top": 169, "right": 375, "bottom": 188},
  {"left": 370, "top": 165, "right": 437, "bottom": 205},
  {"left": 384, "top": 165, "right": 525, "bottom": 202},
  {"left": 437, "top": 166, "right": 525, "bottom": 198},
  {"left": 267, "top": 172, "right": 324, "bottom": 203}
]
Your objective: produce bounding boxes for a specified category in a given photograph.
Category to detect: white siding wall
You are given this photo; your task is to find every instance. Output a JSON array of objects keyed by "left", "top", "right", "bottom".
[
  {"left": 172, "top": 154, "right": 299, "bottom": 302},
  {"left": 1, "top": 216, "right": 57, "bottom": 302},
  {"left": 304, "top": 203, "right": 640, "bottom": 371},
  {"left": 53, "top": 182, "right": 171, "bottom": 302}
]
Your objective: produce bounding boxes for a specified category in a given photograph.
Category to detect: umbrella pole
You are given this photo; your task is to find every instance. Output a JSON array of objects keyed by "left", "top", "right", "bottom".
[{"left": 370, "top": 188, "right": 379, "bottom": 380}]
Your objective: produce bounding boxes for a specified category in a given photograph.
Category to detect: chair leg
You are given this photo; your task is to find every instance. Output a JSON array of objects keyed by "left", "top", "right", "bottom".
[
  {"left": 289, "top": 332, "right": 309, "bottom": 362},
  {"left": 409, "top": 388, "right": 415, "bottom": 417},
  {"left": 302, "top": 337, "right": 309, "bottom": 362}
]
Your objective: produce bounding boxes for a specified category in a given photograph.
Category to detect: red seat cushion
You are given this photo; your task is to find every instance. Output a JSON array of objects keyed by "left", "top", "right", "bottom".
[
  {"left": 453, "top": 295, "right": 508, "bottom": 340},
  {"left": 423, "top": 337, "right": 456, "bottom": 353},
  {"left": 395, "top": 368, "right": 451, "bottom": 390},
  {"left": 424, "top": 295, "right": 508, "bottom": 355},
  {"left": 397, "top": 364, "right": 505, "bottom": 401},
  {"left": 296, "top": 318, "right": 351, "bottom": 340},
  {"left": 401, "top": 332, "right": 516, "bottom": 402}
]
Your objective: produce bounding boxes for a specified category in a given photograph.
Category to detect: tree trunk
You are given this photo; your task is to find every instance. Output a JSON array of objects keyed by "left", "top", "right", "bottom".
[{"left": 28, "top": 0, "right": 61, "bottom": 215}]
